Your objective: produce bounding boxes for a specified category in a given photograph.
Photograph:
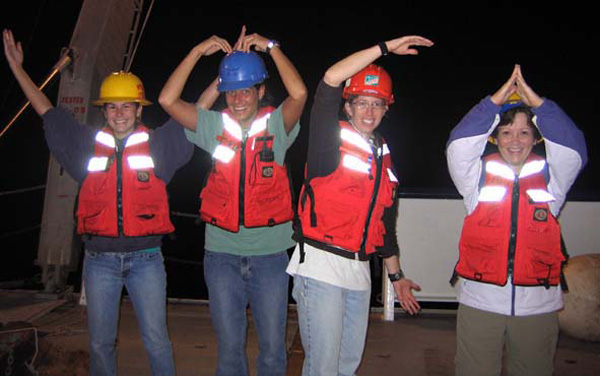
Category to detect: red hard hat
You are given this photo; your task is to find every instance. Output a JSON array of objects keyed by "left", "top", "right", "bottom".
[{"left": 342, "top": 64, "right": 394, "bottom": 104}]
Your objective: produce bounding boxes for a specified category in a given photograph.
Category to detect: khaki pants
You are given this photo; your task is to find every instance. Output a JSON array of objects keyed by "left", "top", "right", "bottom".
[{"left": 455, "top": 304, "right": 558, "bottom": 376}]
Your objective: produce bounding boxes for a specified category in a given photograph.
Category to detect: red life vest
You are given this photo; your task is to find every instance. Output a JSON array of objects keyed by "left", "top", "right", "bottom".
[
  {"left": 297, "top": 121, "right": 399, "bottom": 260},
  {"left": 199, "top": 107, "right": 294, "bottom": 232},
  {"left": 456, "top": 152, "right": 564, "bottom": 287},
  {"left": 77, "top": 125, "right": 174, "bottom": 237}
]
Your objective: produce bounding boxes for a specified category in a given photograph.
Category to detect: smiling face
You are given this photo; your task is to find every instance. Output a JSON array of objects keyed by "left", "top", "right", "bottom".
[
  {"left": 225, "top": 85, "right": 265, "bottom": 128},
  {"left": 344, "top": 95, "right": 388, "bottom": 138},
  {"left": 103, "top": 101, "right": 142, "bottom": 139},
  {"left": 494, "top": 112, "right": 537, "bottom": 173}
]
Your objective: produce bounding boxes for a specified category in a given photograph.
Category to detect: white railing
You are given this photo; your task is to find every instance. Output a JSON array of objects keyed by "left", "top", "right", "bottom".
[{"left": 382, "top": 199, "right": 600, "bottom": 320}]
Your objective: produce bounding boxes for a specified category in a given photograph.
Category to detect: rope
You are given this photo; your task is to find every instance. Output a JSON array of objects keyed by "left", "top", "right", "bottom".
[
  {"left": 0, "top": 51, "right": 72, "bottom": 140},
  {"left": 0, "top": 225, "right": 41, "bottom": 240},
  {"left": 0, "top": 184, "right": 45, "bottom": 196},
  {"left": 124, "top": 0, "right": 156, "bottom": 72}
]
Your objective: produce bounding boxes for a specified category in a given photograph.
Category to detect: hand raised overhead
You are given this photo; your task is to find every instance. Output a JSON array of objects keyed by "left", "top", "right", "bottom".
[
  {"left": 491, "top": 64, "right": 544, "bottom": 108},
  {"left": 383, "top": 35, "right": 434, "bottom": 56}
]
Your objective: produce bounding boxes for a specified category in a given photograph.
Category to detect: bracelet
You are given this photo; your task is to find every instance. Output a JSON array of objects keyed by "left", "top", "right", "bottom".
[
  {"left": 378, "top": 41, "right": 388, "bottom": 56},
  {"left": 388, "top": 270, "right": 404, "bottom": 282}
]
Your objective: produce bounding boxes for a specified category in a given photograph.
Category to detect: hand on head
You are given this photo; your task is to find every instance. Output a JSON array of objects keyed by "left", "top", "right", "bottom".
[
  {"left": 195, "top": 35, "right": 233, "bottom": 57},
  {"left": 233, "top": 25, "right": 271, "bottom": 53}
]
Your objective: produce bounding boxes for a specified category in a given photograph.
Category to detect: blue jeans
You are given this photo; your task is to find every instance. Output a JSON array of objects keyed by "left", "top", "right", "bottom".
[
  {"left": 292, "top": 275, "right": 371, "bottom": 376},
  {"left": 83, "top": 249, "right": 175, "bottom": 376},
  {"left": 204, "top": 250, "right": 289, "bottom": 376}
]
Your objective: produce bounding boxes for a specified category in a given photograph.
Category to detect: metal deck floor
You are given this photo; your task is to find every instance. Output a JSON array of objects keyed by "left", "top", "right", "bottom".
[{"left": 1, "top": 290, "right": 599, "bottom": 375}]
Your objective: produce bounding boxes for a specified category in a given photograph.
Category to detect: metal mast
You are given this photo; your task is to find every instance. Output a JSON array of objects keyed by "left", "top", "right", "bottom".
[{"left": 36, "top": 0, "right": 145, "bottom": 293}]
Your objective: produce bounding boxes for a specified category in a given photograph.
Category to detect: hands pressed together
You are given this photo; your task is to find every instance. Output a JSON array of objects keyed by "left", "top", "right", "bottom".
[{"left": 491, "top": 64, "right": 544, "bottom": 108}]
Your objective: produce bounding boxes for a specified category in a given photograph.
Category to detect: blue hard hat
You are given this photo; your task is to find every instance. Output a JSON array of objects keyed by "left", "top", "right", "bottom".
[
  {"left": 500, "top": 92, "right": 524, "bottom": 113},
  {"left": 217, "top": 51, "right": 269, "bottom": 92}
]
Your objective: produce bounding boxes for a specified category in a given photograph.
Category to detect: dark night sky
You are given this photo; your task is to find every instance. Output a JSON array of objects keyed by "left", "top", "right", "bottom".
[{"left": 1, "top": 3, "right": 598, "bottom": 293}]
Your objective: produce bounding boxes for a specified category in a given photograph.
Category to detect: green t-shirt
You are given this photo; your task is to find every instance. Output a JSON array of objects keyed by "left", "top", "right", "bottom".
[{"left": 185, "top": 105, "right": 300, "bottom": 256}]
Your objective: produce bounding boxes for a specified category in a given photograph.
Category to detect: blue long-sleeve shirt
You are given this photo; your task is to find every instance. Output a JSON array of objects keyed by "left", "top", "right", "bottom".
[
  {"left": 42, "top": 107, "right": 193, "bottom": 252},
  {"left": 446, "top": 96, "right": 588, "bottom": 316}
]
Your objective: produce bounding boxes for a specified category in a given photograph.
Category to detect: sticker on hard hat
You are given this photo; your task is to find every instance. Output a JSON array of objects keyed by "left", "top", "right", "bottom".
[{"left": 364, "top": 75, "right": 380, "bottom": 86}]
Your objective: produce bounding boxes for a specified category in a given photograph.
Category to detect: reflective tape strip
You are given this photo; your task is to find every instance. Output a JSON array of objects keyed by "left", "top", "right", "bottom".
[
  {"left": 128, "top": 155, "right": 154, "bottom": 170},
  {"left": 247, "top": 114, "right": 270, "bottom": 137},
  {"left": 125, "top": 131, "right": 149, "bottom": 147},
  {"left": 341, "top": 128, "right": 372, "bottom": 154},
  {"left": 213, "top": 145, "right": 236, "bottom": 163},
  {"left": 382, "top": 143, "right": 390, "bottom": 156},
  {"left": 526, "top": 189, "right": 555, "bottom": 202},
  {"left": 87, "top": 156, "right": 109, "bottom": 172},
  {"left": 222, "top": 112, "right": 271, "bottom": 140},
  {"left": 95, "top": 131, "right": 115, "bottom": 148},
  {"left": 222, "top": 114, "right": 243, "bottom": 140},
  {"left": 387, "top": 168, "right": 398, "bottom": 183},
  {"left": 520, "top": 160, "right": 546, "bottom": 178},
  {"left": 478, "top": 186, "right": 507, "bottom": 202},
  {"left": 342, "top": 154, "right": 370, "bottom": 174},
  {"left": 486, "top": 161, "right": 515, "bottom": 181}
]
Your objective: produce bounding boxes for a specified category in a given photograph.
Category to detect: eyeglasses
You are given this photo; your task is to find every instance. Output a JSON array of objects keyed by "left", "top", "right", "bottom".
[{"left": 351, "top": 100, "right": 386, "bottom": 110}]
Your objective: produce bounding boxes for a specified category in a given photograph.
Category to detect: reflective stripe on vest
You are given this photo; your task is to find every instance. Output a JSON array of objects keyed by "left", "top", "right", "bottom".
[
  {"left": 212, "top": 112, "right": 271, "bottom": 163},
  {"left": 478, "top": 159, "right": 554, "bottom": 203},
  {"left": 87, "top": 130, "right": 155, "bottom": 171}
]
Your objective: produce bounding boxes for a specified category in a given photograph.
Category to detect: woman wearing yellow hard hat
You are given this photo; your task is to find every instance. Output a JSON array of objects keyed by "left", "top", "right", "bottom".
[{"left": 3, "top": 28, "right": 192, "bottom": 376}]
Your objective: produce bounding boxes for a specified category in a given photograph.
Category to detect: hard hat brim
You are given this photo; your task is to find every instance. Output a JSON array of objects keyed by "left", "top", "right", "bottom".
[
  {"left": 92, "top": 97, "right": 152, "bottom": 106},
  {"left": 217, "top": 79, "right": 265, "bottom": 93}
]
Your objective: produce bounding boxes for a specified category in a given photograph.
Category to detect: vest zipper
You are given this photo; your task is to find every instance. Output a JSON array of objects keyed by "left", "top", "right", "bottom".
[
  {"left": 508, "top": 176, "right": 520, "bottom": 316},
  {"left": 115, "top": 142, "right": 124, "bottom": 235},
  {"left": 358, "top": 146, "right": 384, "bottom": 259},
  {"left": 239, "top": 132, "right": 247, "bottom": 227}
]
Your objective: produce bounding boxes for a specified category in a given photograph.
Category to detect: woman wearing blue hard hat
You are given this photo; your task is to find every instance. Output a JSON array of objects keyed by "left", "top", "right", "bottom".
[
  {"left": 159, "top": 26, "right": 307, "bottom": 376},
  {"left": 447, "top": 65, "right": 588, "bottom": 376}
]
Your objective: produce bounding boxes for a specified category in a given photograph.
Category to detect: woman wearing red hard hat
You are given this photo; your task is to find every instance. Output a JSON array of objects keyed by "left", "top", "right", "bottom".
[{"left": 286, "top": 35, "right": 433, "bottom": 376}]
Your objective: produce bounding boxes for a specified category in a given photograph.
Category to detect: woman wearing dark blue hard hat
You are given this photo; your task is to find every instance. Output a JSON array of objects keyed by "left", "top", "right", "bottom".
[
  {"left": 447, "top": 65, "right": 588, "bottom": 376},
  {"left": 159, "top": 26, "right": 307, "bottom": 376}
]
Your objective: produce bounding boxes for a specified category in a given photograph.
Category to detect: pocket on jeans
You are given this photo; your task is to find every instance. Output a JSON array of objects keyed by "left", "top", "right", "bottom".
[
  {"left": 85, "top": 250, "right": 99, "bottom": 259},
  {"left": 144, "top": 250, "right": 163, "bottom": 261}
]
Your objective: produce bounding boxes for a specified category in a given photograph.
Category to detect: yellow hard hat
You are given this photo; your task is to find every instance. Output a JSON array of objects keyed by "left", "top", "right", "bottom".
[{"left": 93, "top": 71, "right": 152, "bottom": 106}]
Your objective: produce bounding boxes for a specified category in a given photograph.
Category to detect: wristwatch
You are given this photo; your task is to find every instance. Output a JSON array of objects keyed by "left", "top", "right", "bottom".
[
  {"left": 266, "top": 40, "right": 280, "bottom": 54},
  {"left": 388, "top": 270, "right": 405, "bottom": 282}
]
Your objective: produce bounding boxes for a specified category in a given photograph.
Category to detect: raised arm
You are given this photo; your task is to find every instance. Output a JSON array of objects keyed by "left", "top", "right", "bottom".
[
  {"left": 323, "top": 35, "right": 434, "bottom": 88},
  {"left": 3, "top": 29, "right": 53, "bottom": 115},
  {"left": 158, "top": 36, "right": 232, "bottom": 131},
  {"left": 238, "top": 31, "right": 307, "bottom": 134}
]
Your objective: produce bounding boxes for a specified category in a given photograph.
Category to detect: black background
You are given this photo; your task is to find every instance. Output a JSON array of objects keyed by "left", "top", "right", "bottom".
[{"left": 1, "top": 3, "right": 598, "bottom": 298}]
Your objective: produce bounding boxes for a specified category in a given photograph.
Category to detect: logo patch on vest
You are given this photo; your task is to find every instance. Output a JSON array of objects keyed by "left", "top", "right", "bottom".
[
  {"left": 533, "top": 208, "right": 548, "bottom": 222},
  {"left": 137, "top": 171, "right": 150, "bottom": 182},
  {"left": 262, "top": 166, "right": 274, "bottom": 178}
]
